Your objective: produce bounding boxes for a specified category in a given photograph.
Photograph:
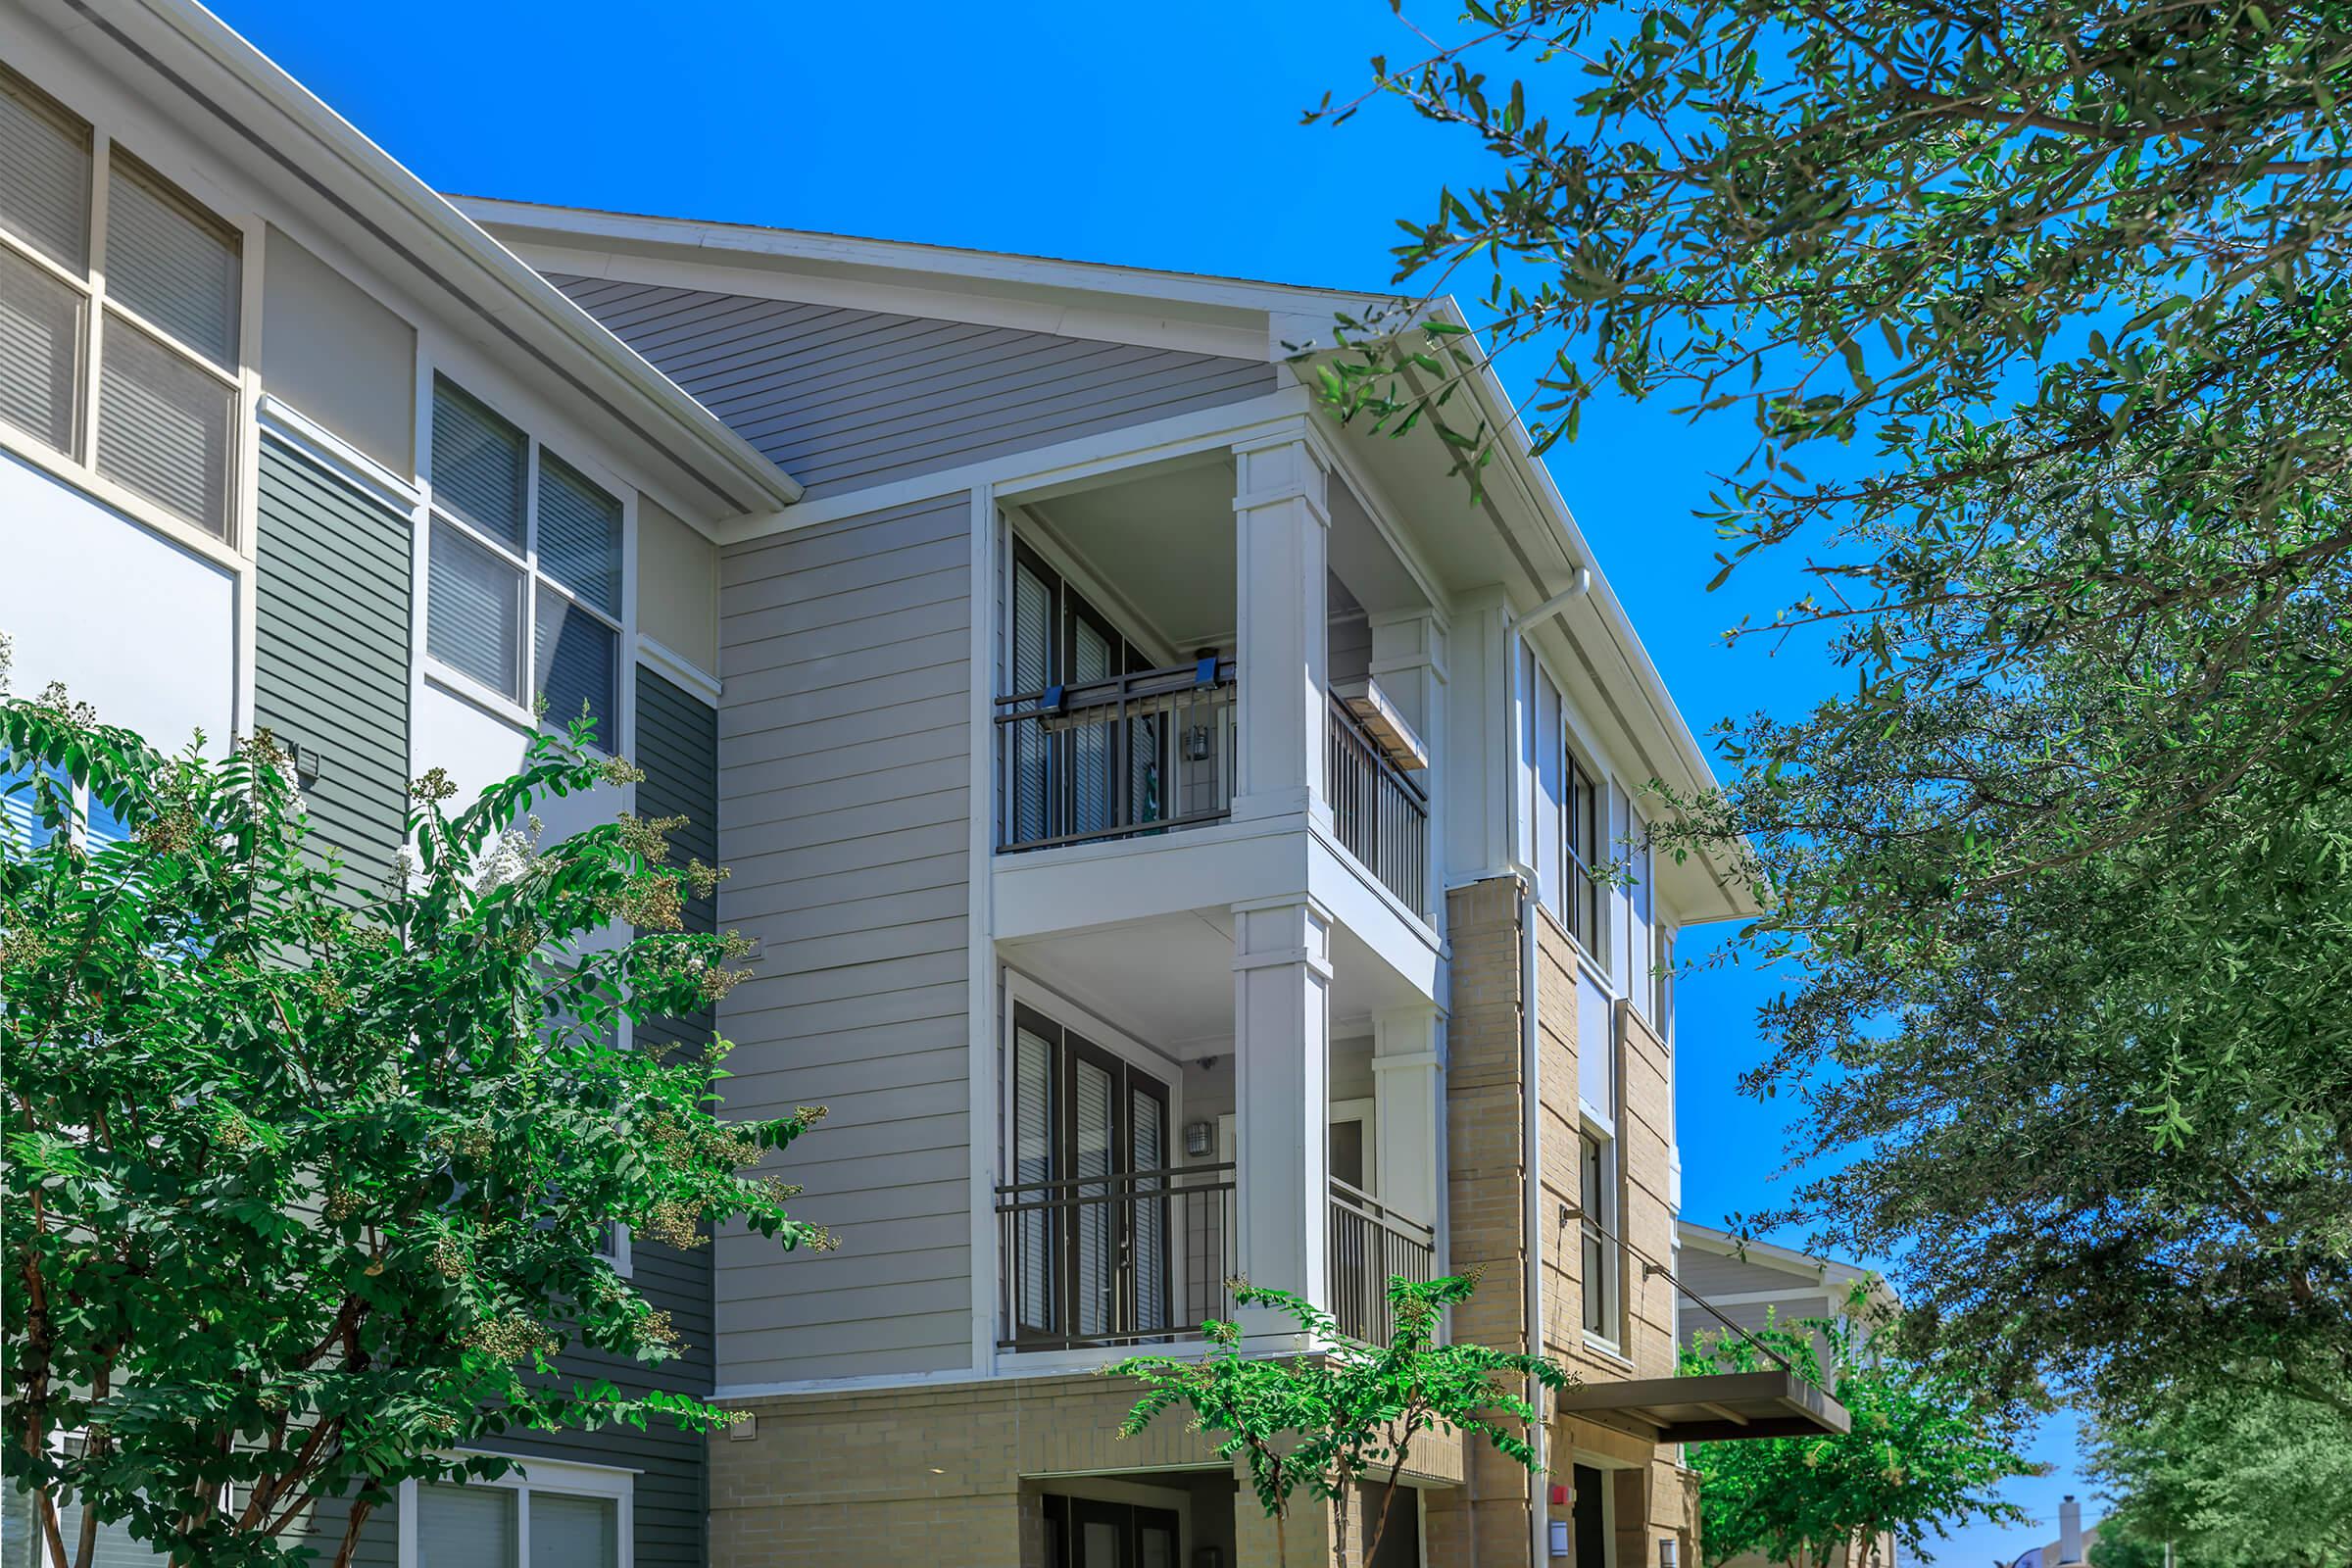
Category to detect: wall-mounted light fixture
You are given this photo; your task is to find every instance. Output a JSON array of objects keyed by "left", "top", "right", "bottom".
[
  {"left": 1184, "top": 1120, "right": 1214, "bottom": 1158},
  {"left": 1548, "top": 1520, "right": 1571, "bottom": 1558},
  {"left": 1660, "top": 1537, "right": 1681, "bottom": 1567}
]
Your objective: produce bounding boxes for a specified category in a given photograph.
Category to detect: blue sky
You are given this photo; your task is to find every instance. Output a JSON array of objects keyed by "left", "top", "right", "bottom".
[{"left": 209, "top": 0, "right": 2085, "bottom": 1554}]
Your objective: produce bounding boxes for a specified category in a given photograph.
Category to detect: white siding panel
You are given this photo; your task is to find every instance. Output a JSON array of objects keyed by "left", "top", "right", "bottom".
[
  {"left": 0, "top": 453, "right": 234, "bottom": 751},
  {"left": 713, "top": 490, "right": 975, "bottom": 1385}
]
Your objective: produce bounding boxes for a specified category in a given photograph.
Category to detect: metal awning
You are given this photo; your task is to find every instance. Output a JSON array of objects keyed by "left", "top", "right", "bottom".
[{"left": 1553, "top": 1369, "right": 1850, "bottom": 1445}]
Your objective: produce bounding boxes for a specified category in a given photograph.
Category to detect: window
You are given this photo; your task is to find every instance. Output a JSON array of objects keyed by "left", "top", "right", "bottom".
[
  {"left": 1564, "top": 752, "right": 1604, "bottom": 965},
  {"left": 1521, "top": 639, "right": 1608, "bottom": 970},
  {"left": 1005, "top": 1003, "right": 1173, "bottom": 1347},
  {"left": 2, "top": 761, "right": 127, "bottom": 853},
  {"left": 426, "top": 376, "right": 624, "bottom": 744},
  {"left": 0, "top": 67, "right": 242, "bottom": 541},
  {"left": 0, "top": 1437, "right": 182, "bottom": 1566},
  {"left": 1651, "top": 924, "right": 1676, "bottom": 1041},
  {"left": 1579, "top": 1129, "right": 1620, "bottom": 1343},
  {"left": 411, "top": 1471, "right": 625, "bottom": 1568}
]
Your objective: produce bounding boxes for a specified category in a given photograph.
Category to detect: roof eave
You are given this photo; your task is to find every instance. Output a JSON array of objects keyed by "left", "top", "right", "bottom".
[{"left": 82, "top": 0, "right": 802, "bottom": 521}]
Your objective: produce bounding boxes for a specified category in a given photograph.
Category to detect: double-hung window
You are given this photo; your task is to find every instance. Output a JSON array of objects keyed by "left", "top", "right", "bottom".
[
  {"left": 409, "top": 1464, "right": 629, "bottom": 1568},
  {"left": 0, "top": 65, "right": 243, "bottom": 542},
  {"left": 425, "top": 375, "right": 623, "bottom": 745}
]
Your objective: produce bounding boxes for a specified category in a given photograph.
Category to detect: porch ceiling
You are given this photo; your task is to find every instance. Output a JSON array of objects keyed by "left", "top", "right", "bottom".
[
  {"left": 1026, "top": 458, "right": 1239, "bottom": 655},
  {"left": 1000, "top": 906, "right": 1426, "bottom": 1060},
  {"left": 1553, "top": 1368, "right": 1851, "bottom": 1446}
]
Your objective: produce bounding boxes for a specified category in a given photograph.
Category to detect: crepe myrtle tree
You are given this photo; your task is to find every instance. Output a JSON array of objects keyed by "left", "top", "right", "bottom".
[
  {"left": 1681, "top": 1306, "right": 2037, "bottom": 1567},
  {"left": 0, "top": 682, "right": 826, "bottom": 1568},
  {"left": 1107, "top": 1275, "right": 1570, "bottom": 1568}
]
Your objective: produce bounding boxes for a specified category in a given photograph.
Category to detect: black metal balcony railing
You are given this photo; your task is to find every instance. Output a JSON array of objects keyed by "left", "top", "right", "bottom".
[
  {"left": 995, "top": 658, "right": 1237, "bottom": 854},
  {"left": 1324, "top": 695, "right": 1430, "bottom": 916},
  {"left": 1327, "top": 1177, "right": 1438, "bottom": 1346},
  {"left": 995, "top": 1161, "right": 1237, "bottom": 1351}
]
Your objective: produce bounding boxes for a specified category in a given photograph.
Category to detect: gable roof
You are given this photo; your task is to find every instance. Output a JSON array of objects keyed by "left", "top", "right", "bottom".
[{"left": 30, "top": 0, "right": 802, "bottom": 526}]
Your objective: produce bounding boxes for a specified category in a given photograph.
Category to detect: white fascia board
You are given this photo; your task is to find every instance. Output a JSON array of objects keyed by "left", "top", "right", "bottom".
[
  {"left": 456, "top": 196, "right": 1389, "bottom": 362},
  {"left": 72, "top": 0, "right": 802, "bottom": 526},
  {"left": 1677, "top": 1219, "right": 1888, "bottom": 1297}
]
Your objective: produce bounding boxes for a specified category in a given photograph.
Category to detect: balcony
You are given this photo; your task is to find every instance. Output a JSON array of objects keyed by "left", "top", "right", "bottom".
[
  {"left": 992, "top": 1162, "right": 1437, "bottom": 1353},
  {"left": 1323, "top": 693, "right": 1430, "bottom": 917},
  {"left": 1325, "top": 1177, "right": 1438, "bottom": 1345},
  {"left": 996, "top": 1161, "right": 1236, "bottom": 1351},
  {"left": 994, "top": 657, "right": 1236, "bottom": 854}
]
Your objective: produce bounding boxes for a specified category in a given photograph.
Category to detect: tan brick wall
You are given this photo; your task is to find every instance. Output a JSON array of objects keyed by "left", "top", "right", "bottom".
[
  {"left": 715, "top": 1366, "right": 1456, "bottom": 1567},
  {"left": 1428, "top": 876, "right": 1694, "bottom": 1568}
]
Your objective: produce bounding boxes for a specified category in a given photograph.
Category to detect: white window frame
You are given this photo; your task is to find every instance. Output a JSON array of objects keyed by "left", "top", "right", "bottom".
[
  {"left": 394, "top": 1453, "right": 635, "bottom": 1568},
  {"left": 596, "top": 1217, "right": 635, "bottom": 1279},
  {"left": 0, "top": 64, "right": 259, "bottom": 570},
  {"left": 420, "top": 373, "right": 634, "bottom": 748}
]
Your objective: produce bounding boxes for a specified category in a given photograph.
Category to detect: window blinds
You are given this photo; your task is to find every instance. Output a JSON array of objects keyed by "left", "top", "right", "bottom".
[
  {"left": 537, "top": 453, "right": 621, "bottom": 616},
  {"left": 535, "top": 585, "right": 617, "bottom": 743},
  {"left": 530, "top": 1493, "right": 619, "bottom": 1568},
  {"left": 0, "top": 243, "right": 80, "bottom": 452},
  {"left": 103, "top": 154, "right": 238, "bottom": 368},
  {"left": 428, "top": 517, "right": 525, "bottom": 700},
  {"left": 418, "top": 1484, "right": 516, "bottom": 1568},
  {"left": 95, "top": 314, "right": 232, "bottom": 537},
  {"left": 0, "top": 66, "right": 90, "bottom": 270},
  {"left": 431, "top": 377, "right": 528, "bottom": 550}
]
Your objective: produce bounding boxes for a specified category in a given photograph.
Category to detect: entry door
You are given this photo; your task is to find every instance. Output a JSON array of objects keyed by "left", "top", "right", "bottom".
[
  {"left": 1052, "top": 1499, "right": 1181, "bottom": 1568},
  {"left": 1071, "top": 1499, "right": 1127, "bottom": 1568}
]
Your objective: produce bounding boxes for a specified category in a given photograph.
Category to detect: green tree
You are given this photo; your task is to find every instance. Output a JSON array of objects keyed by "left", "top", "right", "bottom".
[
  {"left": 1682, "top": 1308, "right": 2036, "bottom": 1566},
  {"left": 2086, "top": 1378, "right": 2352, "bottom": 1568},
  {"left": 0, "top": 684, "right": 824, "bottom": 1568},
  {"left": 1311, "top": 1, "right": 2352, "bottom": 1426},
  {"left": 1106, "top": 1275, "right": 1567, "bottom": 1568}
]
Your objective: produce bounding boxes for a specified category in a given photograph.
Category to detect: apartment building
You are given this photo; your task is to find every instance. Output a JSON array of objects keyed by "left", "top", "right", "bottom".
[{"left": 0, "top": 2, "right": 1846, "bottom": 1564}]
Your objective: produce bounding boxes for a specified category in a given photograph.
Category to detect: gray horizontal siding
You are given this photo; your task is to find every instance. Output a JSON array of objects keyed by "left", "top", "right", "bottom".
[
  {"left": 550, "top": 275, "right": 1277, "bottom": 501},
  {"left": 1674, "top": 1245, "right": 1826, "bottom": 1301},
  {"left": 712, "top": 491, "right": 974, "bottom": 1385},
  {"left": 252, "top": 436, "right": 411, "bottom": 903}
]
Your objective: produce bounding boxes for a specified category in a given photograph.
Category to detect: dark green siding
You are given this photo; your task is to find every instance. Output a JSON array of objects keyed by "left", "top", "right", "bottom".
[
  {"left": 252, "top": 436, "right": 413, "bottom": 902},
  {"left": 471, "top": 665, "right": 721, "bottom": 1567}
]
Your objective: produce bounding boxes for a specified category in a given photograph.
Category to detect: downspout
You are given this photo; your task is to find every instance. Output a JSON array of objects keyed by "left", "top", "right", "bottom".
[
  {"left": 1522, "top": 885, "right": 1548, "bottom": 1568},
  {"left": 1503, "top": 566, "right": 1593, "bottom": 635}
]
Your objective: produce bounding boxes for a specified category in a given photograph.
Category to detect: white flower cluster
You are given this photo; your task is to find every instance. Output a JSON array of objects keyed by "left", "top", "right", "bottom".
[{"left": 473, "top": 826, "right": 539, "bottom": 893}]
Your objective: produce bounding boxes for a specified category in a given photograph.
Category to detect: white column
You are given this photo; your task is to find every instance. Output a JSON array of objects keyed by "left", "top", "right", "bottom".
[
  {"left": 1232, "top": 431, "right": 1330, "bottom": 825},
  {"left": 1443, "top": 589, "right": 1515, "bottom": 884},
  {"left": 1232, "top": 896, "right": 1332, "bottom": 1343},
  {"left": 1371, "top": 1004, "right": 1445, "bottom": 1232}
]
